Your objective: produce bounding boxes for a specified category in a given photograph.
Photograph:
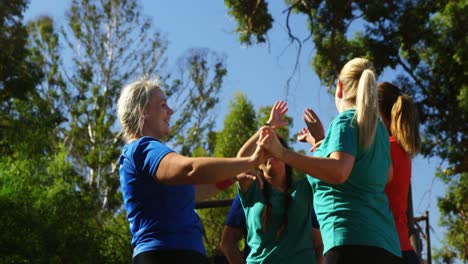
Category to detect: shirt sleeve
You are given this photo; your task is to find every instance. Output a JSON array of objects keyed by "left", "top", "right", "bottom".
[
  {"left": 322, "top": 112, "right": 358, "bottom": 158},
  {"left": 135, "top": 138, "right": 174, "bottom": 179},
  {"left": 225, "top": 194, "right": 246, "bottom": 228},
  {"left": 311, "top": 207, "right": 320, "bottom": 229}
]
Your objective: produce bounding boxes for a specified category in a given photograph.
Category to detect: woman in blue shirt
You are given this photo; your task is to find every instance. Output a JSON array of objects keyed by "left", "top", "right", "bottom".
[{"left": 117, "top": 77, "right": 267, "bottom": 264}]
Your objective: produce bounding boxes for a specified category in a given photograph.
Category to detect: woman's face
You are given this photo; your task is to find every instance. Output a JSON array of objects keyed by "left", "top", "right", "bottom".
[
  {"left": 143, "top": 89, "right": 173, "bottom": 139},
  {"left": 261, "top": 157, "right": 286, "bottom": 179}
]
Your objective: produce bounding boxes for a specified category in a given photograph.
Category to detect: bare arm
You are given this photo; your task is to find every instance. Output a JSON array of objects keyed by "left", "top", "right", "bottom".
[
  {"left": 155, "top": 151, "right": 264, "bottom": 184},
  {"left": 386, "top": 164, "right": 394, "bottom": 184},
  {"left": 235, "top": 130, "right": 263, "bottom": 193},
  {"left": 261, "top": 129, "right": 355, "bottom": 184},
  {"left": 312, "top": 227, "right": 324, "bottom": 264},
  {"left": 195, "top": 184, "right": 219, "bottom": 201},
  {"left": 235, "top": 100, "right": 289, "bottom": 192},
  {"left": 219, "top": 226, "right": 246, "bottom": 264}
]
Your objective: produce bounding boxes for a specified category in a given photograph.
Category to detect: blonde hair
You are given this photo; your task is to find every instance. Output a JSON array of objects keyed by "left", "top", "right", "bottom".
[
  {"left": 378, "top": 82, "right": 421, "bottom": 157},
  {"left": 339, "top": 58, "right": 378, "bottom": 149},
  {"left": 117, "top": 77, "right": 162, "bottom": 141}
]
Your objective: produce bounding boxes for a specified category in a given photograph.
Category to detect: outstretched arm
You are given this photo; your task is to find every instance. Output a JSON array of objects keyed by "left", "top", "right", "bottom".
[
  {"left": 236, "top": 100, "right": 289, "bottom": 192},
  {"left": 260, "top": 127, "right": 354, "bottom": 184},
  {"left": 155, "top": 143, "right": 265, "bottom": 184},
  {"left": 236, "top": 129, "right": 263, "bottom": 193}
]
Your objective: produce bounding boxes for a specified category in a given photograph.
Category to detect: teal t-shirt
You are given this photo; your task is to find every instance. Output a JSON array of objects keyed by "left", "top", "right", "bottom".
[
  {"left": 309, "top": 109, "right": 401, "bottom": 257},
  {"left": 239, "top": 178, "right": 317, "bottom": 264}
]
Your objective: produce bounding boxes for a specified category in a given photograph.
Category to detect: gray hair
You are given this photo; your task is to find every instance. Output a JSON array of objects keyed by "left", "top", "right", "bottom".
[{"left": 117, "top": 77, "right": 162, "bottom": 141}]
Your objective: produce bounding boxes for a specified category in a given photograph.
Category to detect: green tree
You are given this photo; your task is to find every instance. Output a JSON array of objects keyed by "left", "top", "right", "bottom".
[
  {"left": 59, "top": 0, "right": 170, "bottom": 211},
  {"left": 198, "top": 92, "right": 258, "bottom": 255},
  {"left": 0, "top": 1, "right": 111, "bottom": 262},
  {"left": 0, "top": 0, "right": 41, "bottom": 102},
  {"left": 58, "top": 0, "right": 228, "bottom": 212},
  {"left": 225, "top": 0, "right": 467, "bottom": 261},
  {"left": 165, "top": 48, "right": 227, "bottom": 156},
  {"left": 0, "top": 0, "right": 46, "bottom": 156},
  {"left": 0, "top": 148, "right": 108, "bottom": 264}
]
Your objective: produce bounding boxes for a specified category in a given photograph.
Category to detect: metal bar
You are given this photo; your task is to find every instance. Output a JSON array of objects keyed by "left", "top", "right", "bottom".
[
  {"left": 195, "top": 199, "right": 234, "bottom": 209},
  {"left": 425, "top": 210, "right": 432, "bottom": 264}
]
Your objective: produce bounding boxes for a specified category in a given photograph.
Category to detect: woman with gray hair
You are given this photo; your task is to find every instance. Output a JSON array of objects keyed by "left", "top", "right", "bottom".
[{"left": 117, "top": 77, "right": 267, "bottom": 264}]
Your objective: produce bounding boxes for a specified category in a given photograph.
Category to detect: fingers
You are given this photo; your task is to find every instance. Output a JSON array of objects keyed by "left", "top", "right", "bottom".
[
  {"left": 303, "top": 108, "right": 317, "bottom": 124},
  {"left": 305, "top": 107, "right": 319, "bottom": 120},
  {"left": 269, "top": 100, "right": 289, "bottom": 128}
]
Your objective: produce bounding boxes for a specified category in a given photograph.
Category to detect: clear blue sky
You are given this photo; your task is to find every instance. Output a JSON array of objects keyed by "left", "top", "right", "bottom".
[{"left": 25, "top": 0, "right": 449, "bottom": 257}]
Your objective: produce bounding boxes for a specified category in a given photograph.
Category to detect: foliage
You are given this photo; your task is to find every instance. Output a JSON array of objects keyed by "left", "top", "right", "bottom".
[
  {"left": 0, "top": 0, "right": 227, "bottom": 261},
  {"left": 0, "top": 0, "right": 42, "bottom": 102},
  {"left": 165, "top": 48, "right": 227, "bottom": 156},
  {"left": 0, "top": 148, "right": 105, "bottom": 264},
  {"left": 0, "top": 0, "right": 47, "bottom": 157},
  {"left": 198, "top": 92, "right": 258, "bottom": 255},
  {"left": 225, "top": 0, "right": 467, "bottom": 260},
  {"left": 435, "top": 172, "right": 468, "bottom": 262},
  {"left": 97, "top": 211, "right": 133, "bottom": 263},
  {"left": 55, "top": 0, "right": 172, "bottom": 211},
  {"left": 224, "top": 0, "right": 273, "bottom": 45}
]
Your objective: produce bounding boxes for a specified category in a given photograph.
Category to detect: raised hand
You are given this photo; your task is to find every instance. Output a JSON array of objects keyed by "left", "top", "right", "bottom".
[
  {"left": 257, "top": 126, "right": 286, "bottom": 159},
  {"left": 297, "top": 127, "right": 323, "bottom": 152},
  {"left": 297, "top": 127, "right": 315, "bottom": 144},
  {"left": 302, "top": 108, "right": 324, "bottom": 145},
  {"left": 266, "top": 100, "right": 288, "bottom": 129}
]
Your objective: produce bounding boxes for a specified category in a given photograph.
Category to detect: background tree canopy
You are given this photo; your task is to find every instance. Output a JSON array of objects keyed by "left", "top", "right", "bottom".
[
  {"left": 225, "top": 0, "right": 467, "bottom": 262},
  {"left": 0, "top": 0, "right": 466, "bottom": 263}
]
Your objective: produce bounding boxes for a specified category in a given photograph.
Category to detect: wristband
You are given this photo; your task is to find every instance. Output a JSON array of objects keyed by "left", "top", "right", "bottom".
[{"left": 215, "top": 178, "right": 235, "bottom": 190}]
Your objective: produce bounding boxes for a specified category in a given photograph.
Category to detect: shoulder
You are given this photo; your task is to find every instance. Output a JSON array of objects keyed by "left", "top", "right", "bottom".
[
  {"left": 335, "top": 109, "right": 355, "bottom": 122},
  {"left": 329, "top": 109, "right": 357, "bottom": 132}
]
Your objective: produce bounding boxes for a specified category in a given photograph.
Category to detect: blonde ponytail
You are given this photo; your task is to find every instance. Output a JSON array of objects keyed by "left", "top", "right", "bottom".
[
  {"left": 355, "top": 69, "right": 379, "bottom": 149},
  {"left": 339, "top": 58, "right": 379, "bottom": 149},
  {"left": 390, "top": 95, "right": 421, "bottom": 157}
]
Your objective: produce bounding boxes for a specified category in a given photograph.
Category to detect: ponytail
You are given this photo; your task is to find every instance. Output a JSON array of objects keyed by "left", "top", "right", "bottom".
[
  {"left": 378, "top": 82, "right": 421, "bottom": 158},
  {"left": 390, "top": 95, "right": 421, "bottom": 157},
  {"left": 339, "top": 58, "right": 379, "bottom": 149},
  {"left": 261, "top": 184, "right": 272, "bottom": 233},
  {"left": 355, "top": 69, "right": 379, "bottom": 149}
]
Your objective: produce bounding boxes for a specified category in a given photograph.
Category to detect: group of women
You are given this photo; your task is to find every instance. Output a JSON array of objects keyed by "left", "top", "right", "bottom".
[{"left": 117, "top": 57, "right": 421, "bottom": 264}]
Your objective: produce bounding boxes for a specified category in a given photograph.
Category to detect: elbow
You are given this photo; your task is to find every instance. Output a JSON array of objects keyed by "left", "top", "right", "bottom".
[
  {"left": 334, "top": 176, "right": 347, "bottom": 185},
  {"left": 219, "top": 238, "right": 229, "bottom": 256},
  {"left": 219, "top": 241, "right": 226, "bottom": 255},
  {"left": 333, "top": 170, "right": 350, "bottom": 184}
]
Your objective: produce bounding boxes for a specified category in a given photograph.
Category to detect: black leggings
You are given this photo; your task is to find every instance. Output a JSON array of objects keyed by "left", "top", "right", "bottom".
[
  {"left": 402, "top": 250, "right": 420, "bottom": 264},
  {"left": 324, "top": 245, "right": 403, "bottom": 264},
  {"left": 132, "top": 249, "right": 209, "bottom": 264}
]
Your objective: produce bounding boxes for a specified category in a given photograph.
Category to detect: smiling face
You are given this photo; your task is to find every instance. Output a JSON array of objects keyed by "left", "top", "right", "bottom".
[{"left": 142, "top": 88, "right": 173, "bottom": 140}]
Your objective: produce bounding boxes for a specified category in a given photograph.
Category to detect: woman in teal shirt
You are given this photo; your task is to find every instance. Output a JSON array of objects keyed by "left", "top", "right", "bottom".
[
  {"left": 259, "top": 58, "right": 402, "bottom": 264},
  {"left": 236, "top": 101, "right": 324, "bottom": 264}
]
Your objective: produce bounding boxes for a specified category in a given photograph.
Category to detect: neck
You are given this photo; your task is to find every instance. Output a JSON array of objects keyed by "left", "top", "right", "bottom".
[
  {"left": 339, "top": 100, "right": 355, "bottom": 113},
  {"left": 266, "top": 174, "right": 287, "bottom": 192}
]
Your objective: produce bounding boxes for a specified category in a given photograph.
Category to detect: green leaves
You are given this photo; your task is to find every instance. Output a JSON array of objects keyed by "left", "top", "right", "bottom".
[
  {"left": 225, "top": 0, "right": 467, "bottom": 260},
  {"left": 224, "top": 0, "right": 273, "bottom": 45}
]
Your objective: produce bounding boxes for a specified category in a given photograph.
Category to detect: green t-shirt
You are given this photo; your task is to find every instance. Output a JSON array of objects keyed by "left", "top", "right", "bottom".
[
  {"left": 239, "top": 178, "right": 317, "bottom": 264},
  {"left": 309, "top": 109, "right": 401, "bottom": 257}
]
